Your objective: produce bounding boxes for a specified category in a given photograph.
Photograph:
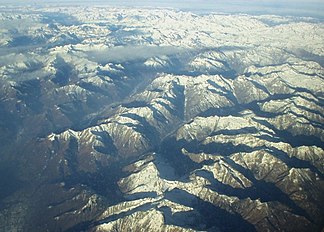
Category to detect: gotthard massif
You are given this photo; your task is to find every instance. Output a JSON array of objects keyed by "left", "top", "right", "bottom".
[{"left": 0, "top": 5, "right": 323, "bottom": 232}]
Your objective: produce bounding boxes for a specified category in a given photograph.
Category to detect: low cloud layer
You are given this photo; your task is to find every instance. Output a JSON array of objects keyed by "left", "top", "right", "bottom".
[{"left": 86, "top": 45, "right": 186, "bottom": 64}]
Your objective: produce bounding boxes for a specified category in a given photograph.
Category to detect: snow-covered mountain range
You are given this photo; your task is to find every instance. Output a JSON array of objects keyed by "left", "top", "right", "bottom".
[{"left": 0, "top": 6, "right": 323, "bottom": 232}]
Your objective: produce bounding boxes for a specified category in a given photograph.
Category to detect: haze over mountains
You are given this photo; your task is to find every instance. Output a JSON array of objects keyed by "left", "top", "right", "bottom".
[
  {"left": 1, "top": 0, "right": 324, "bottom": 18},
  {"left": 0, "top": 2, "right": 323, "bottom": 232}
]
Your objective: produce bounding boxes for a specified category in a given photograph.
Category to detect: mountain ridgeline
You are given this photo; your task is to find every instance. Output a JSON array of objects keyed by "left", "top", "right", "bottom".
[{"left": 0, "top": 6, "right": 323, "bottom": 232}]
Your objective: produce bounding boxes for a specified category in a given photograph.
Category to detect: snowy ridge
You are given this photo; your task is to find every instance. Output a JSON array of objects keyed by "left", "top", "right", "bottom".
[{"left": 0, "top": 6, "right": 324, "bottom": 232}]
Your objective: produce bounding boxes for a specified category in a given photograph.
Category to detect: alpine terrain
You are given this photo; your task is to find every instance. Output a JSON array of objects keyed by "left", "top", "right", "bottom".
[{"left": 0, "top": 5, "right": 323, "bottom": 232}]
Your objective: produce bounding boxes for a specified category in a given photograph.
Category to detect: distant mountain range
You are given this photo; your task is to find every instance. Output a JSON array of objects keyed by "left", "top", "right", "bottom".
[{"left": 0, "top": 6, "right": 323, "bottom": 232}]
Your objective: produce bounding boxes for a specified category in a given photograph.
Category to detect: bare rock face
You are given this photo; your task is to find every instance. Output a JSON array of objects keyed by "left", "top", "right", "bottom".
[{"left": 0, "top": 6, "right": 324, "bottom": 232}]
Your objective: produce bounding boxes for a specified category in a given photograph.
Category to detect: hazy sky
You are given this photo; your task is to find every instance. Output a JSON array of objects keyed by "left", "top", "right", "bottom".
[{"left": 0, "top": 0, "right": 323, "bottom": 18}]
